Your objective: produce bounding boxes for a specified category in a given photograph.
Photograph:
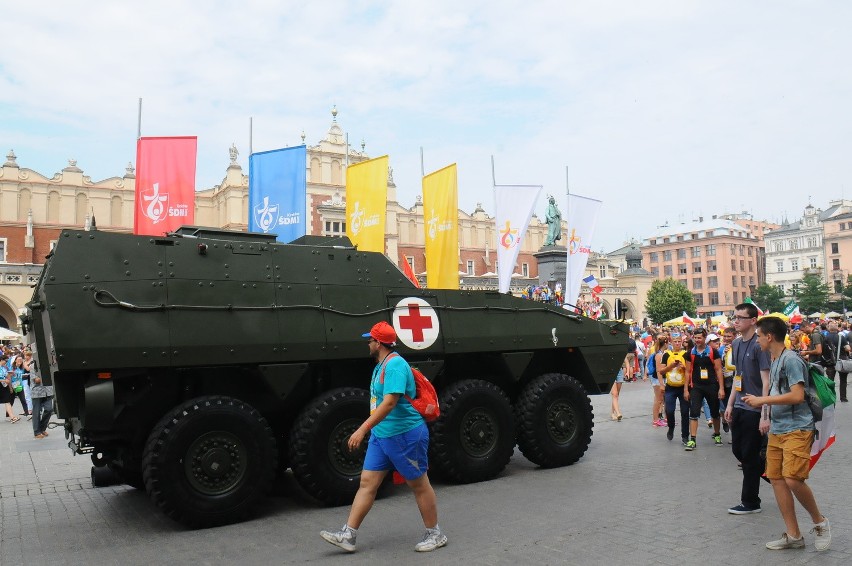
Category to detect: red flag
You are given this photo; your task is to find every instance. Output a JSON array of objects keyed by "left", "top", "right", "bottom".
[
  {"left": 134, "top": 136, "right": 197, "bottom": 235},
  {"left": 400, "top": 255, "right": 421, "bottom": 288}
]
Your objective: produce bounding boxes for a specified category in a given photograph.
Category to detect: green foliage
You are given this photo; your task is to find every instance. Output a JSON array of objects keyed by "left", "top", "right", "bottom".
[
  {"left": 790, "top": 273, "right": 831, "bottom": 314},
  {"left": 749, "top": 284, "right": 786, "bottom": 313},
  {"left": 645, "top": 279, "right": 697, "bottom": 324}
]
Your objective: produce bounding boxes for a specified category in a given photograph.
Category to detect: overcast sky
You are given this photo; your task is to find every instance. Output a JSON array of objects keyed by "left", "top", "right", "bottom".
[{"left": 2, "top": 1, "right": 850, "bottom": 252}]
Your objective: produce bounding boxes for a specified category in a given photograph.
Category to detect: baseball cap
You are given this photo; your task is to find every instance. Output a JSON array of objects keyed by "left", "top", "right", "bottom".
[
  {"left": 361, "top": 321, "right": 397, "bottom": 344},
  {"left": 707, "top": 333, "right": 720, "bottom": 341}
]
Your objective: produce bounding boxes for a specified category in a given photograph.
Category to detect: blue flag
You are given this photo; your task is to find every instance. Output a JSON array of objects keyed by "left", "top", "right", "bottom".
[{"left": 249, "top": 145, "right": 306, "bottom": 242}]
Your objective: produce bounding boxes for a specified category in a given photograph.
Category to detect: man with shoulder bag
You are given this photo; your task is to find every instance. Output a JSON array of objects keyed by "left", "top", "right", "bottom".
[{"left": 827, "top": 322, "right": 851, "bottom": 402}]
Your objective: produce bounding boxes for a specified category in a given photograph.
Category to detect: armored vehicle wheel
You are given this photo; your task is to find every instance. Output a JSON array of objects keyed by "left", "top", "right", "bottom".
[
  {"left": 515, "top": 373, "right": 593, "bottom": 468},
  {"left": 429, "top": 379, "right": 515, "bottom": 483},
  {"left": 289, "top": 388, "right": 370, "bottom": 506},
  {"left": 142, "top": 396, "right": 277, "bottom": 527}
]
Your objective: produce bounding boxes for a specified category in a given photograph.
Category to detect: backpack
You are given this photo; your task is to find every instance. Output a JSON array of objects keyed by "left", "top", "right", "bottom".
[
  {"left": 627, "top": 338, "right": 637, "bottom": 354},
  {"left": 646, "top": 349, "right": 657, "bottom": 376},
  {"left": 778, "top": 354, "right": 824, "bottom": 424},
  {"left": 821, "top": 334, "right": 837, "bottom": 367},
  {"left": 664, "top": 350, "right": 687, "bottom": 387},
  {"left": 380, "top": 353, "right": 440, "bottom": 422}
]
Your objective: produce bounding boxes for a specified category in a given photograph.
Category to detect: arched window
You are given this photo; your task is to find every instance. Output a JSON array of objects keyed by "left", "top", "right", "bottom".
[
  {"left": 331, "top": 160, "right": 341, "bottom": 185},
  {"left": 110, "top": 196, "right": 123, "bottom": 226},
  {"left": 18, "top": 189, "right": 31, "bottom": 221},
  {"left": 47, "top": 191, "right": 60, "bottom": 223},
  {"left": 75, "top": 193, "right": 88, "bottom": 225},
  {"left": 310, "top": 158, "right": 321, "bottom": 183}
]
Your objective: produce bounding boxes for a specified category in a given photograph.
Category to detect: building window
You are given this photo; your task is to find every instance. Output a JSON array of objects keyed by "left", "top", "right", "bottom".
[
  {"left": 706, "top": 244, "right": 716, "bottom": 256},
  {"left": 741, "top": 276, "right": 746, "bottom": 287},
  {"left": 732, "top": 275, "right": 738, "bottom": 287},
  {"left": 0, "top": 239, "right": 6, "bottom": 262},
  {"left": 747, "top": 246, "right": 753, "bottom": 256},
  {"left": 790, "top": 239, "right": 799, "bottom": 250},
  {"left": 649, "top": 252, "right": 658, "bottom": 262},
  {"left": 651, "top": 267, "right": 659, "bottom": 277},
  {"left": 692, "top": 262, "right": 702, "bottom": 273},
  {"left": 693, "top": 277, "right": 703, "bottom": 289},
  {"left": 740, "top": 245, "right": 745, "bottom": 256},
  {"left": 692, "top": 246, "right": 701, "bottom": 258},
  {"left": 748, "top": 261, "right": 753, "bottom": 271},
  {"left": 679, "top": 279, "right": 688, "bottom": 287},
  {"left": 677, "top": 248, "right": 686, "bottom": 259},
  {"left": 810, "top": 257, "right": 817, "bottom": 269},
  {"left": 776, "top": 261, "right": 784, "bottom": 273},
  {"left": 707, "top": 260, "right": 717, "bottom": 272},
  {"left": 708, "top": 276, "right": 718, "bottom": 288},
  {"left": 324, "top": 220, "right": 346, "bottom": 236},
  {"left": 663, "top": 238, "right": 670, "bottom": 244},
  {"left": 773, "top": 241, "right": 783, "bottom": 252},
  {"left": 777, "top": 284, "right": 785, "bottom": 294},
  {"left": 677, "top": 235, "right": 684, "bottom": 241},
  {"left": 600, "top": 265, "right": 607, "bottom": 278},
  {"left": 664, "top": 265, "right": 673, "bottom": 276},
  {"left": 706, "top": 230, "right": 714, "bottom": 237},
  {"left": 832, "top": 242, "right": 839, "bottom": 254},
  {"left": 663, "top": 250, "right": 672, "bottom": 261},
  {"left": 791, "top": 259, "right": 799, "bottom": 271},
  {"left": 466, "top": 260, "right": 475, "bottom": 275},
  {"left": 841, "top": 223, "right": 846, "bottom": 231},
  {"left": 679, "top": 264, "right": 687, "bottom": 275},
  {"left": 406, "top": 256, "right": 415, "bottom": 271},
  {"left": 522, "top": 263, "right": 529, "bottom": 277},
  {"left": 731, "top": 259, "right": 737, "bottom": 271},
  {"left": 835, "top": 280, "right": 843, "bottom": 293},
  {"left": 732, "top": 291, "right": 738, "bottom": 303},
  {"left": 749, "top": 276, "right": 755, "bottom": 285},
  {"left": 807, "top": 236, "right": 817, "bottom": 248},
  {"left": 740, "top": 260, "right": 745, "bottom": 271},
  {"left": 833, "top": 258, "right": 840, "bottom": 270},
  {"left": 694, "top": 293, "right": 704, "bottom": 306},
  {"left": 709, "top": 292, "right": 719, "bottom": 305}
]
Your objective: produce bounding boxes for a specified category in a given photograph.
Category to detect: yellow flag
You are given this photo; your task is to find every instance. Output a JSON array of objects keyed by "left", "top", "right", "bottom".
[
  {"left": 422, "top": 163, "right": 459, "bottom": 289},
  {"left": 345, "top": 155, "right": 388, "bottom": 252}
]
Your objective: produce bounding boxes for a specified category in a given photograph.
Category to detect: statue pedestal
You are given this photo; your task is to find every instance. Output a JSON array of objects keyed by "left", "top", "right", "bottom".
[{"left": 534, "top": 245, "right": 567, "bottom": 287}]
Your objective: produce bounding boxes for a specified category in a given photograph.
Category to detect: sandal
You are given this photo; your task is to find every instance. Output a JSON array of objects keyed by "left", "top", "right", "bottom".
[{"left": 10, "top": 417, "right": 20, "bottom": 423}]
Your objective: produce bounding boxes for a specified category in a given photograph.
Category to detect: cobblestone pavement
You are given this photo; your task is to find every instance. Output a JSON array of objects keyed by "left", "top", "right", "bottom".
[{"left": 0, "top": 382, "right": 848, "bottom": 565}]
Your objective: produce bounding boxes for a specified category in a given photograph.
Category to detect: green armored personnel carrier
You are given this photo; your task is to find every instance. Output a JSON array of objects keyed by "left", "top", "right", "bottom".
[{"left": 22, "top": 226, "right": 627, "bottom": 527}]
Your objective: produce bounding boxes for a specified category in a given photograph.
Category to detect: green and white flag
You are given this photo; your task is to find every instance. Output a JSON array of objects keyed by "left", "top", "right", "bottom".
[{"left": 783, "top": 300, "right": 799, "bottom": 317}]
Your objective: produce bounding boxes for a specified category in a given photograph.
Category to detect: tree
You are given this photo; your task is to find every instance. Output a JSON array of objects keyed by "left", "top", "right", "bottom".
[
  {"left": 749, "top": 283, "right": 786, "bottom": 313},
  {"left": 790, "top": 273, "right": 830, "bottom": 314},
  {"left": 645, "top": 279, "right": 697, "bottom": 324}
]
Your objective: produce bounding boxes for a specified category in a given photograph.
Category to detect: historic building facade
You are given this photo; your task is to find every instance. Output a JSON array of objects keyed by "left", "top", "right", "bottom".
[{"left": 0, "top": 111, "right": 552, "bottom": 330}]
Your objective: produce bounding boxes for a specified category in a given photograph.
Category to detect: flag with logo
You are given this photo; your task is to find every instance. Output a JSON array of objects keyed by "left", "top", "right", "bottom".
[
  {"left": 248, "top": 145, "right": 306, "bottom": 242},
  {"left": 494, "top": 184, "right": 542, "bottom": 293},
  {"left": 565, "top": 194, "right": 602, "bottom": 305},
  {"left": 346, "top": 155, "right": 388, "bottom": 253},
  {"left": 134, "top": 136, "right": 197, "bottom": 236},
  {"left": 422, "top": 164, "right": 459, "bottom": 289},
  {"left": 783, "top": 299, "right": 803, "bottom": 324}
]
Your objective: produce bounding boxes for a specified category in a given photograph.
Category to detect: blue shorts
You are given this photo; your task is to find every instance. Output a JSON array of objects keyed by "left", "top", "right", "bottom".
[
  {"left": 614, "top": 369, "right": 625, "bottom": 384},
  {"left": 650, "top": 375, "right": 661, "bottom": 387},
  {"left": 363, "top": 422, "right": 429, "bottom": 481}
]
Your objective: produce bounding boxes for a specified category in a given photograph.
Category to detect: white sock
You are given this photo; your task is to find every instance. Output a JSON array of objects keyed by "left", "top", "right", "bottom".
[{"left": 343, "top": 524, "right": 357, "bottom": 534}]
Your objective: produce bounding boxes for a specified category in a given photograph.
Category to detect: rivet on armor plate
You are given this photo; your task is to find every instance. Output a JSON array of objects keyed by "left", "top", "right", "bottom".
[
  {"left": 123, "top": 260, "right": 129, "bottom": 265},
  {"left": 125, "top": 271, "right": 131, "bottom": 276}
]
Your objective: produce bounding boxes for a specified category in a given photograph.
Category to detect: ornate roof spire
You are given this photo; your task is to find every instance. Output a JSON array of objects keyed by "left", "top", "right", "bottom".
[
  {"left": 3, "top": 149, "right": 17, "bottom": 167},
  {"left": 331, "top": 104, "right": 338, "bottom": 122}
]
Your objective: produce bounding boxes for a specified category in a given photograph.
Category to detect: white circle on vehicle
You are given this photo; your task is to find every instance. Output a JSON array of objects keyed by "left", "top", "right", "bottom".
[{"left": 392, "top": 297, "right": 440, "bottom": 350}]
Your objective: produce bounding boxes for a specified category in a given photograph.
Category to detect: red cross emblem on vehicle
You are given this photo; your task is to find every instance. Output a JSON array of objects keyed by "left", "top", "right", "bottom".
[{"left": 392, "top": 297, "right": 440, "bottom": 350}]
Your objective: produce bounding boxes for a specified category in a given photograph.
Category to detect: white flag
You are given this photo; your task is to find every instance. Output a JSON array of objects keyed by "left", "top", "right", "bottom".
[
  {"left": 566, "top": 193, "right": 603, "bottom": 305},
  {"left": 494, "top": 185, "right": 542, "bottom": 293}
]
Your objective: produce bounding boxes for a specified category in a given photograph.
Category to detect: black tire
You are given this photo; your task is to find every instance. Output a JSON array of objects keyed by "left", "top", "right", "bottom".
[
  {"left": 429, "top": 379, "right": 515, "bottom": 483},
  {"left": 288, "top": 388, "right": 370, "bottom": 506},
  {"left": 142, "top": 396, "right": 277, "bottom": 527},
  {"left": 515, "top": 373, "right": 593, "bottom": 468}
]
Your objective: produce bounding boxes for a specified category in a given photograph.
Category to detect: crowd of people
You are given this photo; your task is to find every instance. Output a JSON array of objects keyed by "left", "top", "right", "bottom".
[
  {"left": 0, "top": 344, "right": 53, "bottom": 438},
  {"left": 610, "top": 305, "right": 836, "bottom": 551}
]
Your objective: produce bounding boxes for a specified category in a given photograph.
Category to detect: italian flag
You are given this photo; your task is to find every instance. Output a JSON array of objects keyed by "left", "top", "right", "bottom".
[{"left": 744, "top": 296, "right": 764, "bottom": 316}]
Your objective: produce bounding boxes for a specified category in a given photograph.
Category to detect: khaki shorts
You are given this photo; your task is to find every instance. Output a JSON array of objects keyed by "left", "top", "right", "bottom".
[{"left": 765, "top": 430, "right": 814, "bottom": 481}]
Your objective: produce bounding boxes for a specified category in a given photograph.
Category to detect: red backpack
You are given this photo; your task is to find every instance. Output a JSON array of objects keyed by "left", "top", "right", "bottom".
[{"left": 380, "top": 353, "right": 440, "bottom": 422}]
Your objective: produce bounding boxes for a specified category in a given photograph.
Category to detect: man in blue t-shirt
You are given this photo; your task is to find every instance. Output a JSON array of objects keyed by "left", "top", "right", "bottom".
[
  {"left": 321, "top": 321, "right": 447, "bottom": 554},
  {"left": 743, "top": 316, "right": 831, "bottom": 552}
]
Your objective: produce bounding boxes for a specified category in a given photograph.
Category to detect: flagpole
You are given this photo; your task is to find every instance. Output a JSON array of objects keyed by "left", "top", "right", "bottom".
[
  {"left": 491, "top": 155, "right": 496, "bottom": 187},
  {"left": 137, "top": 98, "right": 142, "bottom": 140},
  {"left": 420, "top": 147, "right": 425, "bottom": 177},
  {"left": 249, "top": 117, "right": 253, "bottom": 155},
  {"left": 565, "top": 165, "right": 571, "bottom": 306},
  {"left": 345, "top": 133, "right": 349, "bottom": 169}
]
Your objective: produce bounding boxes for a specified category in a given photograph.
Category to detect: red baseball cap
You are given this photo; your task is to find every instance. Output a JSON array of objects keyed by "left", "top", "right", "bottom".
[{"left": 362, "top": 321, "right": 397, "bottom": 344}]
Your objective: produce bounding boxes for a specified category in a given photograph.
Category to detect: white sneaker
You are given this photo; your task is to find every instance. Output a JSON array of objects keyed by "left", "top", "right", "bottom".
[
  {"left": 414, "top": 529, "right": 448, "bottom": 552},
  {"left": 765, "top": 532, "right": 805, "bottom": 550},
  {"left": 320, "top": 526, "right": 356, "bottom": 552},
  {"left": 811, "top": 518, "right": 831, "bottom": 551}
]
